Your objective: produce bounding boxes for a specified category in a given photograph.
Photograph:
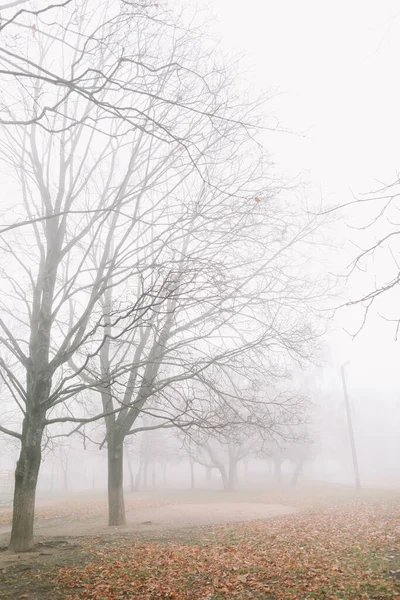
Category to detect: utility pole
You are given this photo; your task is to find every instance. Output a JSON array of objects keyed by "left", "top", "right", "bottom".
[{"left": 341, "top": 363, "right": 361, "bottom": 490}]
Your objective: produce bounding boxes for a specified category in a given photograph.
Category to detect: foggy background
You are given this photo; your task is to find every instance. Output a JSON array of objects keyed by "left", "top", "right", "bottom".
[{"left": 1, "top": 0, "right": 400, "bottom": 502}]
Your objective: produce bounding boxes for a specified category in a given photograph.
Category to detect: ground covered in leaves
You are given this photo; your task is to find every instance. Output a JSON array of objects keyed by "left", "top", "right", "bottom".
[{"left": 1, "top": 488, "right": 400, "bottom": 599}]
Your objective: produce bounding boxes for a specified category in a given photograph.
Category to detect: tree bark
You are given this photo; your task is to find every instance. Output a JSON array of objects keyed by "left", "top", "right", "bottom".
[
  {"left": 108, "top": 432, "right": 126, "bottom": 526},
  {"left": 9, "top": 416, "right": 44, "bottom": 552}
]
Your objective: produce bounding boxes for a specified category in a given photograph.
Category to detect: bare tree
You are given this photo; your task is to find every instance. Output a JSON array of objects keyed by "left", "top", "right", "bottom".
[
  {"left": 266, "top": 438, "right": 314, "bottom": 487},
  {"left": 186, "top": 436, "right": 254, "bottom": 492},
  {"left": 330, "top": 178, "right": 400, "bottom": 337},
  {"left": 0, "top": 40, "right": 204, "bottom": 548},
  {"left": 0, "top": 0, "right": 329, "bottom": 550},
  {"left": 81, "top": 125, "right": 325, "bottom": 524},
  {"left": 184, "top": 385, "right": 310, "bottom": 492},
  {"left": 0, "top": 168, "right": 168, "bottom": 551},
  {"left": 0, "top": 0, "right": 280, "bottom": 549}
]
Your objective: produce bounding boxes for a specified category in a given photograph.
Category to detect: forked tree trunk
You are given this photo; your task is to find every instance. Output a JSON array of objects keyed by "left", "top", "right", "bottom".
[
  {"left": 108, "top": 432, "right": 126, "bottom": 526},
  {"left": 9, "top": 416, "right": 44, "bottom": 552}
]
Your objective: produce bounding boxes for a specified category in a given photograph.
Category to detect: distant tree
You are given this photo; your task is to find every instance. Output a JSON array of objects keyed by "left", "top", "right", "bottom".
[
  {"left": 187, "top": 438, "right": 254, "bottom": 492},
  {"left": 128, "top": 427, "right": 180, "bottom": 490},
  {"left": 265, "top": 434, "right": 315, "bottom": 487},
  {"left": 184, "top": 384, "right": 310, "bottom": 492}
]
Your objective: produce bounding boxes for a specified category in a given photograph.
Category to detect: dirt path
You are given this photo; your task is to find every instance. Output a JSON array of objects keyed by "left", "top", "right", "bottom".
[{"left": 0, "top": 501, "right": 296, "bottom": 542}]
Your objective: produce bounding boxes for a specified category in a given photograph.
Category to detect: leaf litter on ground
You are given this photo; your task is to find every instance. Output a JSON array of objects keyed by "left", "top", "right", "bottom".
[{"left": 52, "top": 501, "right": 400, "bottom": 599}]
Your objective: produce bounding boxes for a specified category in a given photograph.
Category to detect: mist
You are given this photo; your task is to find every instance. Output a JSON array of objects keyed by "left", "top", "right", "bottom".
[{"left": 1, "top": 1, "right": 400, "bottom": 599}]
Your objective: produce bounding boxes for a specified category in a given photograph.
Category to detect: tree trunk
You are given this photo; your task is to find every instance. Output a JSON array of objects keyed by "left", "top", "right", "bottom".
[
  {"left": 290, "top": 458, "right": 305, "bottom": 486},
  {"left": 219, "top": 466, "right": 230, "bottom": 491},
  {"left": 206, "top": 466, "right": 212, "bottom": 481},
  {"left": 108, "top": 433, "right": 126, "bottom": 526},
  {"left": 221, "top": 472, "right": 229, "bottom": 491},
  {"left": 9, "top": 417, "right": 43, "bottom": 552},
  {"left": 152, "top": 464, "right": 156, "bottom": 487}
]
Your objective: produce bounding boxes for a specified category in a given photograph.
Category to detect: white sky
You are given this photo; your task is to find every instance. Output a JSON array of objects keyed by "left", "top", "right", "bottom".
[
  {"left": 212, "top": 0, "right": 400, "bottom": 191},
  {"left": 211, "top": 0, "right": 400, "bottom": 383}
]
